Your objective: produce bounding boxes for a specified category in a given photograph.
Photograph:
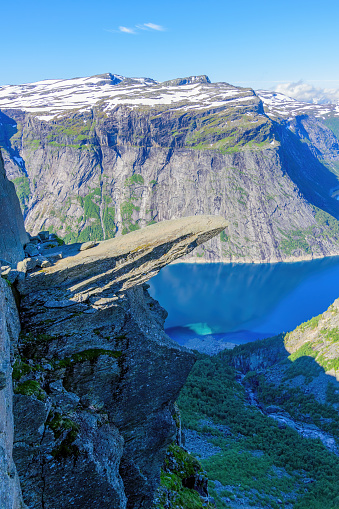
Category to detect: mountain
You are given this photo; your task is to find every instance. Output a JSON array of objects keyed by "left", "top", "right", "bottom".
[{"left": 2, "top": 73, "right": 339, "bottom": 262}]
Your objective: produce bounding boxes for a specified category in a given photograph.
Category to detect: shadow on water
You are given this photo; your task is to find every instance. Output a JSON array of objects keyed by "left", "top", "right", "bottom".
[{"left": 149, "top": 257, "right": 339, "bottom": 351}]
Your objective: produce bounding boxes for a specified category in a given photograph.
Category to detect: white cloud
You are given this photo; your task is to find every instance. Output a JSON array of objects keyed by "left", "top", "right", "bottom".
[
  {"left": 143, "top": 23, "right": 165, "bottom": 31},
  {"left": 273, "top": 81, "right": 339, "bottom": 105},
  {"left": 107, "top": 22, "right": 166, "bottom": 35},
  {"left": 119, "top": 26, "right": 136, "bottom": 34}
]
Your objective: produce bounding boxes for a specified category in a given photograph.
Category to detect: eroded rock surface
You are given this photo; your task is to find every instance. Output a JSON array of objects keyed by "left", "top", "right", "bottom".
[
  {"left": 0, "top": 147, "right": 26, "bottom": 508},
  {"left": 0, "top": 280, "right": 25, "bottom": 509},
  {"left": 0, "top": 149, "right": 28, "bottom": 265},
  {"left": 13, "top": 215, "right": 226, "bottom": 508}
]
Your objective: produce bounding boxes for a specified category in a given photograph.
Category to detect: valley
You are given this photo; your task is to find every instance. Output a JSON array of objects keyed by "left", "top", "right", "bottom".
[
  {"left": 176, "top": 326, "right": 339, "bottom": 509},
  {"left": 2, "top": 73, "right": 339, "bottom": 509}
]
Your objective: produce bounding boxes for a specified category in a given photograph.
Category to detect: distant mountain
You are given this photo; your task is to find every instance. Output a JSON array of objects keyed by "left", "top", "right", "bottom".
[
  {"left": 258, "top": 89, "right": 339, "bottom": 119},
  {"left": 1, "top": 73, "right": 339, "bottom": 262}
]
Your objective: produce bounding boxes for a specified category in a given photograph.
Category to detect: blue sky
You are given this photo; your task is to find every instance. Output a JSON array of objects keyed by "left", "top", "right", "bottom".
[{"left": 2, "top": 0, "right": 339, "bottom": 95}]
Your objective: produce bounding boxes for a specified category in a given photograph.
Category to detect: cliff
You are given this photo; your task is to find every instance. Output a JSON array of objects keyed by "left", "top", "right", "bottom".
[
  {"left": 1, "top": 74, "right": 339, "bottom": 263},
  {"left": 284, "top": 298, "right": 339, "bottom": 381},
  {"left": 3, "top": 214, "right": 226, "bottom": 508},
  {"left": 0, "top": 150, "right": 26, "bottom": 508},
  {"left": 0, "top": 150, "right": 28, "bottom": 265}
]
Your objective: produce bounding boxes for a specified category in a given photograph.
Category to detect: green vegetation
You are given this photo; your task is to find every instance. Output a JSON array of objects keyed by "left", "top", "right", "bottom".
[
  {"left": 125, "top": 174, "right": 144, "bottom": 186},
  {"left": 253, "top": 372, "right": 339, "bottom": 440},
  {"left": 47, "top": 411, "right": 80, "bottom": 459},
  {"left": 53, "top": 348, "right": 122, "bottom": 369},
  {"left": 103, "top": 205, "right": 116, "bottom": 238},
  {"left": 285, "top": 315, "right": 339, "bottom": 373},
  {"left": 279, "top": 227, "right": 312, "bottom": 256},
  {"left": 20, "top": 331, "right": 57, "bottom": 344},
  {"left": 64, "top": 188, "right": 105, "bottom": 243},
  {"left": 277, "top": 207, "right": 339, "bottom": 257},
  {"left": 321, "top": 327, "right": 339, "bottom": 343},
  {"left": 12, "top": 176, "right": 30, "bottom": 210},
  {"left": 120, "top": 199, "right": 140, "bottom": 234},
  {"left": 294, "top": 313, "right": 322, "bottom": 332},
  {"left": 62, "top": 188, "right": 117, "bottom": 243},
  {"left": 183, "top": 110, "right": 272, "bottom": 154},
  {"left": 177, "top": 348, "right": 339, "bottom": 509},
  {"left": 314, "top": 207, "right": 339, "bottom": 237},
  {"left": 26, "top": 139, "right": 41, "bottom": 149},
  {"left": 81, "top": 189, "right": 101, "bottom": 220},
  {"left": 14, "top": 380, "right": 45, "bottom": 400},
  {"left": 12, "top": 358, "right": 41, "bottom": 381},
  {"left": 46, "top": 116, "right": 93, "bottom": 148},
  {"left": 154, "top": 444, "right": 214, "bottom": 509},
  {"left": 282, "top": 355, "right": 322, "bottom": 384},
  {"left": 220, "top": 230, "right": 229, "bottom": 242}
]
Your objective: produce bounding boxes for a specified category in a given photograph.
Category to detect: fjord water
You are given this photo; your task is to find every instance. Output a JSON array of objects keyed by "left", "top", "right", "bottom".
[{"left": 149, "top": 257, "right": 339, "bottom": 347}]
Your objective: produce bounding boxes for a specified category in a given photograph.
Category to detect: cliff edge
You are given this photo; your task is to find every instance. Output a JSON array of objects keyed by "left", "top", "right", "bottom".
[
  {"left": 4, "top": 212, "right": 226, "bottom": 508},
  {"left": 0, "top": 149, "right": 26, "bottom": 508},
  {"left": 0, "top": 150, "right": 28, "bottom": 265}
]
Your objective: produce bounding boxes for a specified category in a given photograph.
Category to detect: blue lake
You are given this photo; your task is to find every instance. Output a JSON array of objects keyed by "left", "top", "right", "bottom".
[{"left": 148, "top": 257, "right": 339, "bottom": 349}]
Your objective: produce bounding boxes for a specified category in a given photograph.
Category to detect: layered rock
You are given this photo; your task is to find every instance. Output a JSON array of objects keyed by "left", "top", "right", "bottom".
[
  {"left": 12, "top": 215, "right": 226, "bottom": 508},
  {"left": 0, "top": 148, "right": 26, "bottom": 508},
  {"left": 0, "top": 279, "right": 26, "bottom": 509},
  {"left": 0, "top": 149, "right": 28, "bottom": 265},
  {"left": 1, "top": 75, "right": 339, "bottom": 262}
]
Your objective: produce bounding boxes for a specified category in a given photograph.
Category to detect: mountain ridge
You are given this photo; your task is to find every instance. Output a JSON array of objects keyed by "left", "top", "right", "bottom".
[{"left": 2, "top": 74, "right": 339, "bottom": 263}]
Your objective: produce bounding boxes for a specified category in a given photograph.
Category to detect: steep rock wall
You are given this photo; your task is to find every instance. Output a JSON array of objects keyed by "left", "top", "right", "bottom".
[
  {"left": 0, "top": 279, "right": 25, "bottom": 509},
  {"left": 2, "top": 85, "right": 339, "bottom": 262},
  {"left": 2, "top": 89, "right": 339, "bottom": 263},
  {"left": 0, "top": 149, "right": 28, "bottom": 265},
  {"left": 12, "top": 215, "right": 226, "bottom": 508},
  {"left": 0, "top": 147, "right": 26, "bottom": 508}
]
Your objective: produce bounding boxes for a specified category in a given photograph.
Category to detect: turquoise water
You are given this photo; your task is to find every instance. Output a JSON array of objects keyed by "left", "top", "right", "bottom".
[{"left": 148, "top": 257, "right": 339, "bottom": 346}]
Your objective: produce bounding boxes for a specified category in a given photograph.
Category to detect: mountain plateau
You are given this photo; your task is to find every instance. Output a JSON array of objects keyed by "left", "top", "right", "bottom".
[{"left": 2, "top": 74, "right": 339, "bottom": 262}]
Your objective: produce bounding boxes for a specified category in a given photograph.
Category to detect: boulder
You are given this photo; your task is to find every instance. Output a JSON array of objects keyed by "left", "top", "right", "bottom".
[
  {"left": 24, "top": 243, "right": 39, "bottom": 257},
  {"left": 38, "top": 231, "right": 50, "bottom": 241},
  {"left": 80, "top": 241, "right": 98, "bottom": 251}
]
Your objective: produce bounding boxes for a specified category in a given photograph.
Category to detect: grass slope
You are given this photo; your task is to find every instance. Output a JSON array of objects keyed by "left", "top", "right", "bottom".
[{"left": 177, "top": 344, "right": 339, "bottom": 509}]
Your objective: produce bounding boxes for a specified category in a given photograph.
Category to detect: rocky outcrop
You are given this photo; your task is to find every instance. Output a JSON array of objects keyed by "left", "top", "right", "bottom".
[
  {"left": 2, "top": 75, "right": 339, "bottom": 263},
  {"left": 284, "top": 298, "right": 339, "bottom": 381},
  {"left": 12, "top": 215, "right": 226, "bottom": 508},
  {"left": 0, "top": 149, "right": 28, "bottom": 265},
  {"left": 0, "top": 279, "right": 26, "bottom": 509},
  {"left": 18, "top": 215, "right": 227, "bottom": 298},
  {"left": 0, "top": 148, "right": 26, "bottom": 508}
]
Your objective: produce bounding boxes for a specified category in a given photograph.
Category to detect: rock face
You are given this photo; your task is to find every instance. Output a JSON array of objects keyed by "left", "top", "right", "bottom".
[
  {"left": 0, "top": 149, "right": 28, "bottom": 265},
  {"left": 284, "top": 298, "right": 339, "bottom": 381},
  {"left": 0, "top": 279, "right": 25, "bottom": 509},
  {"left": 1, "top": 74, "right": 339, "bottom": 262},
  {"left": 0, "top": 147, "right": 26, "bottom": 508},
  {"left": 18, "top": 215, "right": 228, "bottom": 298},
  {"left": 12, "top": 215, "right": 226, "bottom": 508}
]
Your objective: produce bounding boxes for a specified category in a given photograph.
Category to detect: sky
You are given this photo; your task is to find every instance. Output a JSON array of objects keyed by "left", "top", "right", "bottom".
[{"left": 1, "top": 0, "right": 339, "bottom": 102}]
